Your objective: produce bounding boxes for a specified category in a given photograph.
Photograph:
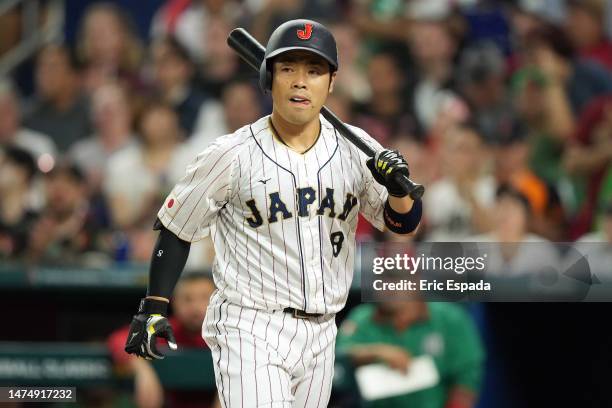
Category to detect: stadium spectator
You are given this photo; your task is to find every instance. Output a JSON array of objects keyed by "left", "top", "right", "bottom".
[
  {"left": 492, "top": 124, "right": 565, "bottom": 241},
  {"left": 0, "top": 80, "right": 57, "bottom": 162},
  {"left": 510, "top": 66, "right": 566, "bottom": 188},
  {"left": 572, "top": 202, "right": 612, "bottom": 282},
  {"left": 24, "top": 43, "right": 91, "bottom": 153},
  {"left": 405, "top": 12, "right": 464, "bottom": 134},
  {"left": 195, "top": 17, "right": 244, "bottom": 99},
  {"left": 0, "top": 7, "right": 19, "bottom": 58},
  {"left": 27, "top": 162, "right": 109, "bottom": 266},
  {"left": 353, "top": 51, "right": 418, "bottom": 144},
  {"left": 349, "top": 0, "right": 412, "bottom": 45},
  {"left": 423, "top": 124, "right": 495, "bottom": 241},
  {"left": 150, "top": 36, "right": 213, "bottom": 136},
  {"left": 108, "top": 272, "right": 220, "bottom": 408},
  {"left": 523, "top": 24, "right": 612, "bottom": 117},
  {"left": 325, "top": 89, "right": 354, "bottom": 124},
  {"left": 564, "top": 0, "right": 612, "bottom": 70},
  {"left": 328, "top": 22, "right": 370, "bottom": 103},
  {"left": 0, "top": 148, "right": 39, "bottom": 259},
  {"left": 190, "top": 80, "right": 262, "bottom": 153},
  {"left": 220, "top": 80, "right": 262, "bottom": 133},
  {"left": 336, "top": 300, "right": 484, "bottom": 408},
  {"left": 251, "top": 0, "right": 338, "bottom": 44},
  {"left": 150, "top": 0, "right": 245, "bottom": 64},
  {"left": 456, "top": 42, "right": 515, "bottom": 145},
  {"left": 104, "top": 102, "right": 191, "bottom": 230},
  {"left": 76, "top": 2, "right": 144, "bottom": 92},
  {"left": 506, "top": 0, "right": 565, "bottom": 43},
  {"left": 564, "top": 95, "right": 612, "bottom": 239},
  {"left": 471, "top": 185, "right": 560, "bottom": 277},
  {"left": 69, "top": 82, "right": 136, "bottom": 193}
]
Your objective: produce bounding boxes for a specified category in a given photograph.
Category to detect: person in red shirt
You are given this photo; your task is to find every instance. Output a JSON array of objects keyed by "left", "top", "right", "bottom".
[
  {"left": 108, "top": 272, "right": 219, "bottom": 408},
  {"left": 564, "top": 0, "right": 612, "bottom": 70}
]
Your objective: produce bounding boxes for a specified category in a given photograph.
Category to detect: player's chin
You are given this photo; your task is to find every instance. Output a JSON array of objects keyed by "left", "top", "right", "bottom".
[{"left": 284, "top": 107, "right": 319, "bottom": 125}]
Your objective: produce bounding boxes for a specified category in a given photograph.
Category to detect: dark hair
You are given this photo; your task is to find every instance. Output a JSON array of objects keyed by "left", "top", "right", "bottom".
[
  {"left": 525, "top": 24, "right": 575, "bottom": 60},
  {"left": 46, "top": 161, "right": 86, "bottom": 184},
  {"left": 153, "top": 35, "right": 193, "bottom": 66},
  {"left": 38, "top": 43, "right": 83, "bottom": 72},
  {"left": 496, "top": 184, "right": 532, "bottom": 215},
  {"left": 457, "top": 41, "right": 505, "bottom": 85},
  {"left": 3, "top": 146, "right": 36, "bottom": 181}
]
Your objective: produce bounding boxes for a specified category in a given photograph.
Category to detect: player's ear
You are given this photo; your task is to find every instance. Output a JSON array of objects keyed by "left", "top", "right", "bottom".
[{"left": 328, "top": 71, "right": 337, "bottom": 93}]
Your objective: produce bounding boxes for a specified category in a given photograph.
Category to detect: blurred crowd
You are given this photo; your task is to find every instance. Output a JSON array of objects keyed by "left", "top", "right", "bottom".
[{"left": 1, "top": 0, "right": 612, "bottom": 270}]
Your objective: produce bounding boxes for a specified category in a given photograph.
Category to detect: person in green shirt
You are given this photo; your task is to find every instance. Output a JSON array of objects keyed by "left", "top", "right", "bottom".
[{"left": 336, "top": 301, "right": 484, "bottom": 408}]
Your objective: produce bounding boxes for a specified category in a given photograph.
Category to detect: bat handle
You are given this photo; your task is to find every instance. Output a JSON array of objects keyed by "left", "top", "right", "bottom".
[{"left": 394, "top": 173, "right": 425, "bottom": 200}]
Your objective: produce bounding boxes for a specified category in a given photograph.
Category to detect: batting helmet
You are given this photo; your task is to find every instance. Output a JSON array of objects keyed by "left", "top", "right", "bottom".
[{"left": 259, "top": 19, "right": 338, "bottom": 92}]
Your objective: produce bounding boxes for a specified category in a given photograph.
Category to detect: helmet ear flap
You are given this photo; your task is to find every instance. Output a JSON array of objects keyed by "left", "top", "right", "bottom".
[{"left": 259, "top": 59, "right": 272, "bottom": 93}]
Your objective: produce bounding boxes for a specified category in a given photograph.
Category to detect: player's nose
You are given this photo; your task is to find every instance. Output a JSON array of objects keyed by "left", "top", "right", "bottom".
[{"left": 291, "top": 67, "right": 308, "bottom": 89}]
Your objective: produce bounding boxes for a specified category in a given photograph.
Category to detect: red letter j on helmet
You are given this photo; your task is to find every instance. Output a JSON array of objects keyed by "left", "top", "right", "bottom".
[{"left": 297, "top": 23, "right": 313, "bottom": 40}]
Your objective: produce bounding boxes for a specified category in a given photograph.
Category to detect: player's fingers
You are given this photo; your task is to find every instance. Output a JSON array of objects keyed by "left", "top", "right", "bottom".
[
  {"left": 165, "top": 329, "right": 178, "bottom": 350},
  {"left": 145, "top": 333, "right": 165, "bottom": 360},
  {"left": 156, "top": 326, "right": 178, "bottom": 350},
  {"left": 140, "top": 344, "right": 149, "bottom": 358}
]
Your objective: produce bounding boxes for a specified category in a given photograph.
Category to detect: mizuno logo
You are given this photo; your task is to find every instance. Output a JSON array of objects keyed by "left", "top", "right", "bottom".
[
  {"left": 259, "top": 178, "right": 271, "bottom": 185},
  {"left": 130, "top": 332, "right": 139, "bottom": 341}
]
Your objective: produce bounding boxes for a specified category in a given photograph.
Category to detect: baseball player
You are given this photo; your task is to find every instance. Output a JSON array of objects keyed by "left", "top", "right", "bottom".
[{"left": 124, "top": 19, "right": 422, "bottom": 407}]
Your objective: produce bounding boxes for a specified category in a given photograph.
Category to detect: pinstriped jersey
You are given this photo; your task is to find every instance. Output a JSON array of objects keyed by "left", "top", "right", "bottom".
[{"left": 158, "top": 114, "right": 388, "bottom": 314}]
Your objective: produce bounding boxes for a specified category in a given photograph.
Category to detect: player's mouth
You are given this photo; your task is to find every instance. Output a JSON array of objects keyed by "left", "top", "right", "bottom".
[{"left": 289, "top": 95, "right": 311, "bottom": 106}]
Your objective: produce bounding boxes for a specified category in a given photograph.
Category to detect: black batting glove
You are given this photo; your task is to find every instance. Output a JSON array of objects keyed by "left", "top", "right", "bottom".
[
  {"left": 366, "top": 149, "right": 410, "bottom": 198},
  {"left": 124, "top": 298, "right": 177, "bottom": 360}
]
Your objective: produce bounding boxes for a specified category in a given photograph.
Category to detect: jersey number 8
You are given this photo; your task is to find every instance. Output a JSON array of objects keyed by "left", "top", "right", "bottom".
[{"left": 330, "top": 232, "right": 344, "bottom": 257}]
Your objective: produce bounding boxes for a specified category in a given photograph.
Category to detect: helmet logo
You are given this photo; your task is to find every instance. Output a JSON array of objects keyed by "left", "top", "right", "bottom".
[{"left": 296, "top": 23, "right": 313, "bottom": 40}]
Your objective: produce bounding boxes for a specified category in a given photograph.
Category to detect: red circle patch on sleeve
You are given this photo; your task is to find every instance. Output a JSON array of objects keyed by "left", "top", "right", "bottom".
[{"left": 168, "top": 198, "right": 175, "bottom": 208}]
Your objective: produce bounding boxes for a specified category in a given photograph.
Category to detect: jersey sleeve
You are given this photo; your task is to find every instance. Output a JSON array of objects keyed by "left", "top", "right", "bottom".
[
  {"left": 157, "top": 135, "right": 241, "bottom": 242},
  {"left": 346, "top": 125, "right": 388, "bottom": 232}
]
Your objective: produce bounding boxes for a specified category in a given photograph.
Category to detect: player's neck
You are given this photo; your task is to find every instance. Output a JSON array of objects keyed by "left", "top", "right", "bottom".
[{"left": 269, "top": 112, "right": 320, "bottom": 154}]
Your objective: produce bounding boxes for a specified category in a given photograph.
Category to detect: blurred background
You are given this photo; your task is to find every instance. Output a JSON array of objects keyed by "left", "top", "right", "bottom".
[{"left": 1, "top": 0, "right": 612, "bottom": 407}]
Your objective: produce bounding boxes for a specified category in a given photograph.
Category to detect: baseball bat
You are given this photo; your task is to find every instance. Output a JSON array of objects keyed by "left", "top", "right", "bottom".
[{"left": 227, "top": 28, "right": 425, "bottom": 200}]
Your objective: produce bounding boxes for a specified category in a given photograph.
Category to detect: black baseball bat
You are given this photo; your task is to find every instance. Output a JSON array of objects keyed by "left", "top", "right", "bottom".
[{"left": 227, "top": 28, "right": 425, "bottom": 200}]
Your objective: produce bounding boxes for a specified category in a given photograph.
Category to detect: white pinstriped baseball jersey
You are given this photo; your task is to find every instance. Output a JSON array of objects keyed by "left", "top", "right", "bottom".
[{"left": 158, "top": 114, "right": 388, "bottom": 314}]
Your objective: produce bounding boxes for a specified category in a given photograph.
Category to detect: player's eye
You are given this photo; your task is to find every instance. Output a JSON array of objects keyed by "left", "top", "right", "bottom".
[{"left": 309, "top": 65, "right": 326, "bottom": 75}]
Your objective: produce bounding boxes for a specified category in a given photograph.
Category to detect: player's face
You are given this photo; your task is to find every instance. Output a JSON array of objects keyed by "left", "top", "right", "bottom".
[
  {"left": 173, "top": 278, "right": 215, "bottom": 332},
  {"left": 271, "top": 51, "right": 335, "bottom": 126}
]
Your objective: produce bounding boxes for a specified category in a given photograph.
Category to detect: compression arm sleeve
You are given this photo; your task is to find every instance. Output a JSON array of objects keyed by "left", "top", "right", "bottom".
[
  {"left": 146, "top": 219, "right": 191, "bottom": 299},
  {"left": 383, "top": 198, "right": 422, "bottom": 234}
]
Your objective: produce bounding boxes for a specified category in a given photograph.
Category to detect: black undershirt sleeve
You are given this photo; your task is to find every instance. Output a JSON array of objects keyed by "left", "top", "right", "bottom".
[{"left": 146, "top": 219, "right": 191, "bottom": 299}]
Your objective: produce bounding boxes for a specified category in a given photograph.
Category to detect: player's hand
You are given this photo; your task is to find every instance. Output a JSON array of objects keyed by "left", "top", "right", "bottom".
[
  {"left": 366, "top": 149, "right": 410, "bottom": 197},
  {"left": 124, "top": 298, "right": 177, "bottom": 360}
]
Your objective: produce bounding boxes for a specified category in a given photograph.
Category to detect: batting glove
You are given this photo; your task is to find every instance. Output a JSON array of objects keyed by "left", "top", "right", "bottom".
[
  {"left": 124, "top": 298, "right": 177, "bottom": 360},
  {"left": 366, "top": 149, "right": 410, "bottom": 198}
]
